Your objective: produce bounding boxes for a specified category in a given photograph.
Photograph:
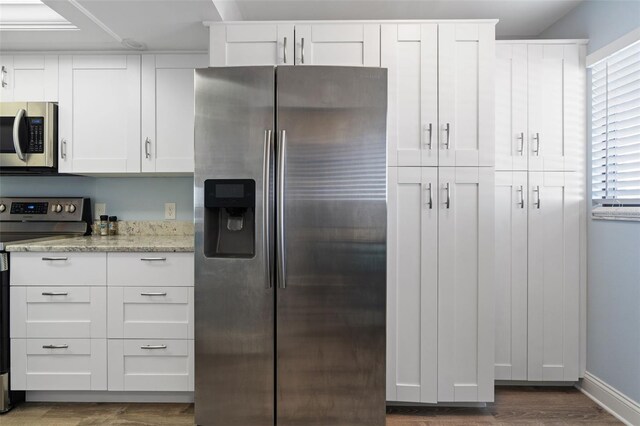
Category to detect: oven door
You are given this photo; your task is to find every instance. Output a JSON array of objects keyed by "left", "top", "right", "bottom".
[{"left": 0, "top": 102, "right": 56, "bottom": 169}]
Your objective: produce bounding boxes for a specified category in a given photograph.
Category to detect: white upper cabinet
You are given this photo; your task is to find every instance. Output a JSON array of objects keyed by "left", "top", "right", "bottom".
[
  {"left": 294, "top": 24, "right": 380, "bottom": 66},
  {"left": 494, "top": 171, "right": 528, "bottom": 381},
  {"left": 142, "top": 54, "right": 208, "bottom": 173},
  {"left": 209, "top": 24, "right": 294, "bottom": 66},
  {"left": 439, "top": 24, "right": 495, "bottom": 167},
  {"left": 387, "top": 167, "right": 438, "bottom": 404},
  {"left": 58, "top": 55, "right": 141, "bottom": 174},
  {"left": 438, "top": 167, "right": 494, "bottom": 402},
  {"left": 528, "top": 44, "right": 584, "bottom": 171},
  {"left": 0, "top": 55, "right": 58, "bottom": 102},
  {"left": 528, "top": 172, "right": 580, "bottom": 381},
  {"left": 495, "top": 45, "right": 528, "bottom": 171},
  {"left": 382, "top": 24, "right": 438, "bottom": 167}
]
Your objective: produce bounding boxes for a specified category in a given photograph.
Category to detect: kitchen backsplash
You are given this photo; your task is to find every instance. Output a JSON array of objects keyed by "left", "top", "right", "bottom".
[{"left": 0, "top": 176, "right": 194, "bottom": 221}]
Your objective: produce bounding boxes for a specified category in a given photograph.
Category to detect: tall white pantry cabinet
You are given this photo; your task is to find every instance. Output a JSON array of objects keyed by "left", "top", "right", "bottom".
[
  {"left": 494, "top": 41, "right": 586, "bottom": 382},
  {"left": 209, "top": 20, "right": 498, "bottom": 404}
]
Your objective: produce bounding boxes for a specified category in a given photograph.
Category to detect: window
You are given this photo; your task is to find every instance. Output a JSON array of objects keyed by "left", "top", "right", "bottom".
[{"left": 591, "top": 40, "right": 640, "bottom": 204}]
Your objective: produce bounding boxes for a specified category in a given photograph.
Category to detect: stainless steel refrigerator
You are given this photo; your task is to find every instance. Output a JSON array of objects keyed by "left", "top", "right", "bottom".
[{"left": 194, "top": 66, "right": 387, "bottom": 426}]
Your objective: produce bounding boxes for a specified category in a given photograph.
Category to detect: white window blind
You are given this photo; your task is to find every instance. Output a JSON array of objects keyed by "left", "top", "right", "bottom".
[{"left": 591, "top": 40, "right": 640, "bottom": 203}]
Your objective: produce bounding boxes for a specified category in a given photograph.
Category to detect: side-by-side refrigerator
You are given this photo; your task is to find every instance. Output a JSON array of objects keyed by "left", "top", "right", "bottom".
[{"left": 194, "top": 66, "right": 387, "bottom": 426}]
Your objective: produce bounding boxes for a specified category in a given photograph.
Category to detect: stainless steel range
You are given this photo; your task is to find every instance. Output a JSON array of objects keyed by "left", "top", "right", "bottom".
[{"left": 0, "top": 197, "right": 91, "bottom": 413}]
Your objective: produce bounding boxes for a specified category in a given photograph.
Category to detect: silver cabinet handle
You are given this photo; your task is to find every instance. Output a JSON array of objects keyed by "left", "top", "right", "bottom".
[
  {"left": 61, "top": 139, "right": 67, "bottom": 159},
  {"left": 444, "top": 123, "right": 450, "bottom": 149},
  {"left": 301, "top": 37, "right": 305, "bottom": 64},
  {"left": 1, "top": 65, "right": 7, "bottom": 88},
  {"left": 42, "top": 292, "right": 68, "bottom": 296},
  {"left": 533, "top": 133, "right": 540, "bottom": 156},
  {"left": 43, "top": 344, "right": 68, "bottom": 349},
  {"left": 263, "top": 129, "right": 273, "bottom": 289},
  {"left": 283, "top": 37, "right": 288, "bottom": 64},
  {"left": 533, "top": 185, "right": 541, "bottom": 209},
  {"left": 277, "top": 130, "right": 287, "bottom": 289},
  {"left": 424, "top": 183, "right": 433, "bottom": 210},
  {"left": 423, "top": 123, "right": 433, "bottom": 149},
  {"left": 145, "top": 137, "right": 151, "bottom": 159},
  {"left": 517, "top": 185, "right": 525, "bottom": 209},
  {"left": 13, "top": 108, "right": 26, "bottom": 161},
  {"left": 140, "top": 257, "right": 166, "bottom": 261},
  {"left": 140, "top": 292, "right": 167, "bottom": 296},
  {"left": 141, "top": 345, "right": 167, "bottom": 350},
  {"left": 517, "top": 132, "right": 524, "bottom": 156},
  {"left": 444, "top": 183, "right": 451, "bottom": 209},
  {"left": 42, "top": 257, "right": 68, "bottom": 261}
]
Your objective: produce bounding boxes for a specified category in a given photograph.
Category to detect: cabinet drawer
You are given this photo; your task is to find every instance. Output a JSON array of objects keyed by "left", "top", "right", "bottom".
[
  {"left": 10, "top": 287, "right": 106, "bottom": 338},
  {"left": 10, "top": 252, "right": 107, "bottom": 286},
  {"left": 108, "top": 339, "right": 194, "bottom": 391},
  {"left": 107, "top": 253, "right": 194, "bottom": 286},
  {"left": 107, "top": 287, "right": 193, "bottom": 339},
  {"left": 10, "top": 339, "right": 107, "bottom": 391}
]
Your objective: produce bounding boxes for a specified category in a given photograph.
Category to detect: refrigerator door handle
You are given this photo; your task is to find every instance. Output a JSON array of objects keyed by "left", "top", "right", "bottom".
[
  {"left": 277, "top": 129, "right": 287, "bottom": 289},
  {"left": 263, "top": 129, "right": 273, "bottom": 289}
]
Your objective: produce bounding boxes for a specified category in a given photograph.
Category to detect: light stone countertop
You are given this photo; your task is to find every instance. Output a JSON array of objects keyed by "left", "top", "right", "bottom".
[{"left": 5, "top": 234, "right": 195, "bottom": 252}]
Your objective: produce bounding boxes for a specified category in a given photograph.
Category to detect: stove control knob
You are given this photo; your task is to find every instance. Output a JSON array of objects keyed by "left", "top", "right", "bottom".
[
  {"left": 0, "top": 204, "right": 5, "bottom": 213},
  {"left": 68, "top": 204, "right": 76, "bottom": 213},
  {"left": 54, "top": 204, "right": 63, "bottom": 213}
]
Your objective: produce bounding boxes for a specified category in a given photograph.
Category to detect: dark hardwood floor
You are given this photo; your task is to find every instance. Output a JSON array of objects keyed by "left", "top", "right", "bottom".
[{"left": 0, "top": 386, "right": 620, "bottom": 425}]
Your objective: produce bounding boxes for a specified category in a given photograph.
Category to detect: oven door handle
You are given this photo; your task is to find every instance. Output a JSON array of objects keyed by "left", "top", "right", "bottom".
[{"left": 13, "top": 108, "right": 27, "bottom": 161}]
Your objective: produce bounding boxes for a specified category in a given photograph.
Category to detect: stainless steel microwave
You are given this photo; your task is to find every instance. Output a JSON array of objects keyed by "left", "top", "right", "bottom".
[{"left": 0, "top": 102, "right": 57, "bottom": 172}]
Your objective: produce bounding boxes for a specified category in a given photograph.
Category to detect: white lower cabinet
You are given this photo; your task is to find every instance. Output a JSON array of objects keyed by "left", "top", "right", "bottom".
[
  {"left": 10, "top": 251, "right": 195, "bottom": 394},
  {"left": 11, "top": 339, "right": 107, "bottom": 391},
  {"left": 107, "top": 339, "right": 194, "bottom": 392},
  {"left": 387, "top": 167, "right": 494, "bottom": 403},
  {"left": 494, "top": 171, "right": 580, "bottom": 382}
]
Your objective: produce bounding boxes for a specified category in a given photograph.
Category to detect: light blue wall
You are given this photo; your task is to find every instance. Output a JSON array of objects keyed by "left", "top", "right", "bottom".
[
  {"left": 541, "top": 0, "right": 640, "bottom": 403},
  {"left": 0, "top": 176, "right": 194, "bottom": 221}
]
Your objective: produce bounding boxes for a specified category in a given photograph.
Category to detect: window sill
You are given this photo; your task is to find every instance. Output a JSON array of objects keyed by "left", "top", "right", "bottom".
[{"left": 592, "top": 206, "right": 640, "bottom": 222}]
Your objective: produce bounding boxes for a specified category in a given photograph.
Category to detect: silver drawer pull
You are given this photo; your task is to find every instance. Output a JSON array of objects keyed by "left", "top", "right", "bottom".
[
  {"left": 43, "top": 344, "right": 68, "bottom": 349},
  {"left": 140, "top": 292, "right": 167, "bottom": 296},
  {"left": 141, "top": 345, "right": 167, "bottom": 350},
  {"left": 42, "top": 292, "right": 68, "bottom": 296},
  {"left": 140, "top": 257, "right": 167, "bottom": 261},
  {"left": 42, "top": 257, "right": 68, "bottom": 261}
]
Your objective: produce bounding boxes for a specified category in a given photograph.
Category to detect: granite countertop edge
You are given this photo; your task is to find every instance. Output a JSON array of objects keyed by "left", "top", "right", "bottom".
[{"left": 5, "top": 235, "right": 195, "bottom": 253}]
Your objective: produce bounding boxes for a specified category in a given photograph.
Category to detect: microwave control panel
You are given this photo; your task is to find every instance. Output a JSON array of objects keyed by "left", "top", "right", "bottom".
[{"left": 27, "top": 117, "right": 44, "bottom": 153}]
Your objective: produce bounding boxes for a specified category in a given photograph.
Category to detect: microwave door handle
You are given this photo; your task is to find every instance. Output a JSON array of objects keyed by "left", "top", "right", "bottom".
[{"left": 13, "top": 108, "right": 27, "bottom": 161}]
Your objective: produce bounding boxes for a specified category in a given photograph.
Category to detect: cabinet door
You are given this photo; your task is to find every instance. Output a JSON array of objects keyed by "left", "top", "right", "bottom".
[
  {"left": 495, "top": 44, "right": 528, "bottom": 171},
  {"left": 294, "top": 24, "right": 380, "bottom": 66},
  {"left": 387, "top": 167, "right": 437, "bottom": 403},
  {"left": 439, "top": 24, "right": 495, "bottom": 167},
  {"left": 58, "top": 55, "right": 141, "bottom": 174},
  {"left": 528, "top": 172, "right": 579, "bottom": 381},
  {"left": 382, "top": 24, "right": 438, "bottom": 167},
  {"left": 438, "top": 167, "right": 494, "bottom": 402},
  {"left": 142, "top": 54, "right": 208, "bottom": 173},
  {"left": 494, "top": 171, "right": 528, "bottom": 380},
  {"left": 0, "top": 55, "right": 58, "bottom": 102},
  {"left": 210, "top": 24, "right": 294, "bottom": 66},
  {"left": 528, "top": 45, "right": 584, "bottom": 171}
]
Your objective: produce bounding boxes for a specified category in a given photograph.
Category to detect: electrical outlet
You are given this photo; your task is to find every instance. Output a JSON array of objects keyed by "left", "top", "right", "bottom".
[
  {"left": 95, "top": 203, "right": 106, "bottom": 219},
  {"left": 165, "top": 202, "right": 176, "bottom": 220}
]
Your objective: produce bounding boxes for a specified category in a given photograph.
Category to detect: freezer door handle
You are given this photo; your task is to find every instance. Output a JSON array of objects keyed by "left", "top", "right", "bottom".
[
  {"left": 277, "top": 129, "right": 287, "bottom": 289},
  {"left": 263, "top": 129, "right": 273, "bottom": 289}
]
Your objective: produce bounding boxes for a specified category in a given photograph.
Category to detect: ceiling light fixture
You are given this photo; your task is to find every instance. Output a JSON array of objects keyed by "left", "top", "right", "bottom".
[{"left": 121, "top": 38, "right": 147, "bottom": 51}]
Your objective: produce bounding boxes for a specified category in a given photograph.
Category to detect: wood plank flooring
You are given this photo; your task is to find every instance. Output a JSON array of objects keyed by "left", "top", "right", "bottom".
[{"left": 0, "top": 386, "right": 620, "bottom": 425}]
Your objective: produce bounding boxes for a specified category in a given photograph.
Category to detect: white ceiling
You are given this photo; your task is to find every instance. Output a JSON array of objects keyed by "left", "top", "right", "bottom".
[{"left": 0, "top": 0, "right": 586, "bottom": 52}]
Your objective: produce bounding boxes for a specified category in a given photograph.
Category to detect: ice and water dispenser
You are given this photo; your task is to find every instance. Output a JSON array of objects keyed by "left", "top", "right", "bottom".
[{"left": 204, "top": 179, "right": 255, "bottom": 258}]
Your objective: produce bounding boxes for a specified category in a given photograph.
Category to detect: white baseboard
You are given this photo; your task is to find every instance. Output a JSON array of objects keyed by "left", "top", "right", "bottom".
[
  {"left": 577, "top": 372, "right": 640, "bottom": 426},
  {"left": 26, "top": 391, "right": 194, "bottom": 403}
]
